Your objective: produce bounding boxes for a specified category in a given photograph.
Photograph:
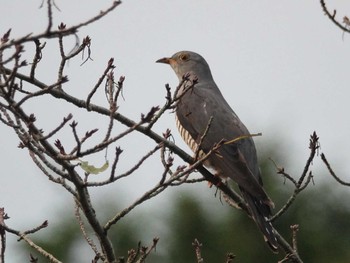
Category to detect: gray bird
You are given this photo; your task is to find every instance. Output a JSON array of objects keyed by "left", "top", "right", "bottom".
[{"left": 156, "top": 51, "right": 278, "bottom": 252}]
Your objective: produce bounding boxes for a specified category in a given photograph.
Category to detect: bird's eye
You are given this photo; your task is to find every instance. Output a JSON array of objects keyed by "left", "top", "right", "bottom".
[{"left": 179, "top": 53, "right": 190, "bottom": 61}]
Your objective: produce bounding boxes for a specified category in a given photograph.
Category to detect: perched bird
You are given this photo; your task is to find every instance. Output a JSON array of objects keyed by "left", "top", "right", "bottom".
[{"left": 156, "top": 51, "right": 278, "bottom": 252}]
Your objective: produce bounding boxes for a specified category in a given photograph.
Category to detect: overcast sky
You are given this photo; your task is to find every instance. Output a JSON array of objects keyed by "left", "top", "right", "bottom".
[{"left": 2, "top": 0, "right": 350, "bottom": 261}]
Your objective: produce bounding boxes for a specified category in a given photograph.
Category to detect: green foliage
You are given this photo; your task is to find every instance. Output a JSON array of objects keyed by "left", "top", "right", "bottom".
[
  {"left": 166, "top": 193, "right": 279, "bottom": 263},
  {"left": 167, "top": 194, "right": 230, "bottom": 263},
  {"left": 79, "top": 160, "right": 109, "bottom": 175},
  {"left": 22, "top": 152, "right": 350, "bottom": 263}
]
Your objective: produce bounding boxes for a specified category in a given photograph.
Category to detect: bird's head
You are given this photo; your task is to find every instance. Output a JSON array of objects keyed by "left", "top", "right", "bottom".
[{"left": 156, "top": 51, "right": 213, "bottom": 82}]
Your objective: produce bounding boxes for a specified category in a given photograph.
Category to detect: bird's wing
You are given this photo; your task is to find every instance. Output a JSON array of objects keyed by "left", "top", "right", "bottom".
[{"left": 176, "top": 84, "right": 271, "bottom": 204}]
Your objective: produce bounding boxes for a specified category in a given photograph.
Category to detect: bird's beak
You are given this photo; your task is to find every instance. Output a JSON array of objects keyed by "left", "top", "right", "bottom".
[{"left": 156, "top": 57, "right": 172, "bottom": 64}]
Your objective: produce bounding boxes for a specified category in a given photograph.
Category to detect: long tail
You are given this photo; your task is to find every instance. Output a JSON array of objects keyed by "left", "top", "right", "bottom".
[{"left": 240, "top": 187, "right": 278, "bottom": 253}]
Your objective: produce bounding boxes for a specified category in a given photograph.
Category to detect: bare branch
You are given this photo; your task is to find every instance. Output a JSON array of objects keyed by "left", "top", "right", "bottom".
[
  {"left": 275, "top": 229, "right": 303, "bottom": 263},
  {"left": 146, "top": 83, "right": 173, "bottom": 130},
  {"left": 74, "top": 200, "right": 104, "bottom": 262},
  {"left": 87, "top": 144, "right": 161, "bottom": 187},
  {"left": 45, "top": 0, "right": 54, "bottom": 32},
  {"left": 321, "top": 153, "right": 350, "bottom": 186},
  {"left": 135, "top": 238, "right": 159, "bottom": 263},
  {"left": 0, "top": 1, "right": 122, "bottom": 51},
  {"left": 271, "top": 132, "right": 319, "bottom": 222},
  {"left": 70, "top": 121, "right": 82, "bottom": 156},
  {"left": 40, "top": 113, "right": 73, "bottom": 141},
  {"left": 0, "top": 208, "right": 6, "bottom": 263},
  {"left": 29, "top": 151, "right": 76, "bottom": 195},
  {"left": 15, "top": 77, "right": 68, "bottom": 107},
  {"left": 21, "top": 221, "right": 48, "bottom": 236},
  {"left": 269, "top": 158, "right": 297, "bottom": 186},
  {"left": 320, "top": 0, "right": 350, "bottom": 33},
  {"left": 110, "top": 146, "right": 123, "bottom": 181},
  {"left": 30, "top": 39, "right": 45, "bottom": 79},
  {"left": 86, "top": 58, "right": 115, "bottom": 109},
  {"left": 290, "top": 224, "right": 299, "bottom": 253},
  {"left": 2, "top": 217, "right": 61, "bottom": 263}
]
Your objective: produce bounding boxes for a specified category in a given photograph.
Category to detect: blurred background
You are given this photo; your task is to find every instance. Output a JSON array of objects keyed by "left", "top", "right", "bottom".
[{"left": 1, "top": 0, "right": 350, "bottom": 262}]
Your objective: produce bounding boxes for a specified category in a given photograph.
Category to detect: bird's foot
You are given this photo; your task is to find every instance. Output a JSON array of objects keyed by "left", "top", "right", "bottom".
[{"left": 208, "top": 173, "right": 224, "bottom": 188}]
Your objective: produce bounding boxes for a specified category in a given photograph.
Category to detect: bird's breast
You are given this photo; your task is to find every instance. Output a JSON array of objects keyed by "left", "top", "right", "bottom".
[
  {"left": 175, "top": 113, "right": 225, "bottom": 177},
  {"left": 175, "top": 114, "right": 198, "bottom": 153}
]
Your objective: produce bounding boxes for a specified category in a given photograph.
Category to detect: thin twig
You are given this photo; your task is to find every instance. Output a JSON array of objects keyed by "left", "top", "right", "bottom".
[
  {"left": 159, "top": 145, "right": 173, "bottom": 185},
  {"left": 0, "top": 106, "right": 19, "bottom": 128},
  {"left": 87, "top": 144, "right": 161, "bottom": 187},
  {"left": 0, "top": 208, "right": 6, "bottom": 263},
  {"left": 0, "top": 1, "right": 122, "bottom": 52},
  {"left": 135, "top": 238, "right": 159, "bottom": 263},
  {"left": 192, "top": 239, "right": 204, "bottom": 263},
  {"left": 297, "top": 132, "right": 319, "bottom": 187},
  {"left": 194, "top": 116, "right": 213, "bottom": 161},
  {"left": 275, "top": 229, "right": 303, "bottom": 263},
  {"left": 321, "top": 153, "right": 350, "bottom": 186},
  {"left": 2, "top": 222, "right": 61, "bottom": 263},
  {"left": 46, "top": 0, "right": 53, "bottom": 32},
  {"left": 320, "top": 0, "right": 350, "bottom": 33},
  {"left": 87, "top": 58, "right": 115, "bottom": 109},
  {"left": 70, "top": 121, "right": 82, "bottom": 156},
  {"left": 74, "top": 200, "right": 104, "bottom": 261},
  {"left": 30, "top": 148, "right": 72, "bottom": 180},
  {"left": 69, "top": 128, "right": 99, "bottom": 156},
  {"left": 30, "top": 39, "right": 44, "bottom": 79},
  {"left": 15, "top": 77, "right": 68, "bottom": 107},
  {"left": 104, "top": 139, "right": 247, "bottom": 232},
  {"left": 40, "top": 114, "right": 73, "bottom": 141},
  {"left": 146, "top": 83, "right": 173, "bottom": 130},
  {"left": 269, "top": 158, "right": 297, "bottom": 186},
  {"left": 270, "top": 132, "right": 319, "bottom": 222},
  {"left": 58, "top": 123, "right": 142, "bottom": 161},
  {"left": 173, "top": 73, "right": 198, "bottom": 103},
  {"left": 29, "top": 151, "right": 76, "bottom": 195},
  {"left": 290, "top": 224, "right": 299, "bottom": 253},
  {"left": 22, "top": 221, "right": 48, "bottom": 236},
  {"left": 109, "top": 146, "right": 123, "bottom": 181},
  {"left": 160, "top": 131, "right": 174, "bottom": 177}
]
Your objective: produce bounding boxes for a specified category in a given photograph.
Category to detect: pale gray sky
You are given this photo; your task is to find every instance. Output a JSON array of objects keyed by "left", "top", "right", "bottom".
[{"left": 1, "top": 0, "right": 350, "bottom": 261}]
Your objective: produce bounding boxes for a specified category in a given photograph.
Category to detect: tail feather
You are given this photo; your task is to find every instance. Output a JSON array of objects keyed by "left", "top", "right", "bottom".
[{"left": 240, "top": 187, "right": 279, "bottom": 253}]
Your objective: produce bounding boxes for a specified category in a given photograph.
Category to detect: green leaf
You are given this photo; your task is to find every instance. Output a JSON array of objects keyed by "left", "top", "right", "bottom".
[{"left": 79, "top": 160, "right": 109, "bottom": 175}]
